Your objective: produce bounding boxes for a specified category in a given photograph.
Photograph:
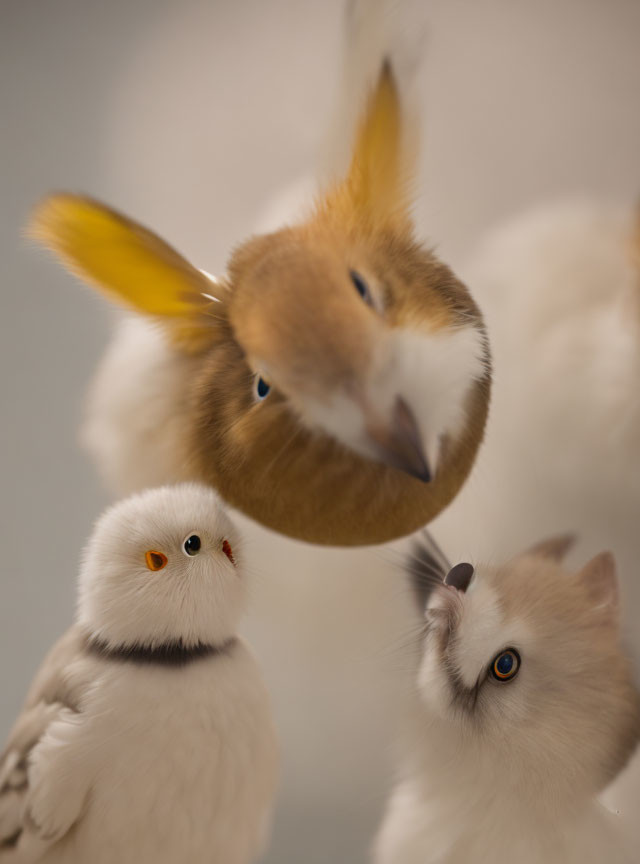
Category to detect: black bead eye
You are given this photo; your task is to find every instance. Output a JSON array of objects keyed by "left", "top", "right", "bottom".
[
  {"left": 490, "top": 648, "right": 521, "bottom": 682},
  {"left": 183, "top": 534, "right": 201, "bottom": 556},
  {"left": 254, "top": 375, "right": 271, "bottom": 401},
  {"left": 350, "top": 270, "right": 374, "bottom": 307}
]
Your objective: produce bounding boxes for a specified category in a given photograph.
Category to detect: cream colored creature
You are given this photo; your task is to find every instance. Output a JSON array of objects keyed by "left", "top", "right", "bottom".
[
  {"left": 375, "top": 536, "right": 640, "bottom": 864},
  {"left": 0, "top": 484, "right": 278, "bottom": 864}
]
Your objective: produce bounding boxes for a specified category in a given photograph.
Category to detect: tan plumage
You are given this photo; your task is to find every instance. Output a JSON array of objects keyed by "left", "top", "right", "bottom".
[
  {"left": 29, "top": 62, "right": 490, "bottom": 545},
  {"left": 320, "top": 59, "right": 413, "bottom": 232}
]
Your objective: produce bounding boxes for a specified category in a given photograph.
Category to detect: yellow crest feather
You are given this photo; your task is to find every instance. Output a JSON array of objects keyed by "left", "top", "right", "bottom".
[
  {"left": 28, "top": 194, "right": 220, "bottom": 351},
  {"left": 319, "top": 60, "right": 414, "bottom": 230}
]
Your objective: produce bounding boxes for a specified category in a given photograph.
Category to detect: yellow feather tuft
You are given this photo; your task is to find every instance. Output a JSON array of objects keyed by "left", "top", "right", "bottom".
[
  {"left": 319, "top": 60, "right": 414, "bottom": 231},
  {"left": 28, "top": 194, "right": 214, "bottom": 318}
]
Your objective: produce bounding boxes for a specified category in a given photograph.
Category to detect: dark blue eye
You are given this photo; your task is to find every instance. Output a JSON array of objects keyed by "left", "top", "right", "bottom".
[
  {"left": 350, "top": 270, "right": 373, "bottom": 306},
  {"left": 255, "top": 376, "right": 271, "bottom": 401},
  {"left": 491, "top": 649, "right": 520, "bottom": 681}
]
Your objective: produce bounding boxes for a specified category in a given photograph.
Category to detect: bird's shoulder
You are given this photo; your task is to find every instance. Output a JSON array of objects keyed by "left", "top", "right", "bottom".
[{"left": 20, "top": 625, "right": 90, "bottom": 711}]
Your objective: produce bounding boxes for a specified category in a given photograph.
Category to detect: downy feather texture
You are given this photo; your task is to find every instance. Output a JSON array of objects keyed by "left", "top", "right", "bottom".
[
  {"left": 374, "top": 537, "right": 640, "bottom": 864},
  {"left": 28, "top": 58, "right": 490, "bottom": 546},
  {"left": 0, "top": 484, "right": 278, "bottom": 864}
]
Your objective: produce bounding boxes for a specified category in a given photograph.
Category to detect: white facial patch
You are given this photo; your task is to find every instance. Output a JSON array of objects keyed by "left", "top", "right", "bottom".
[
  {"left": 286, "top": 323, "right": 487, "bottom": 473},
  {"left": 453, "top": 584, "right": 504, "bottom": 688},
  {"left": 452, "top": 580, "right": 531, "bottom": 688},
  {"left": 296, "top": 389, "right": 376, "bottom": 459},
  {"left": 418, "top": 578, "right": 530, "bottom": 721},
  {"left": 417, "top": 627, "right": 453, "bottom": 715},
  {"left": 385, "top": 325, "right": 487, "bottom": 472}
]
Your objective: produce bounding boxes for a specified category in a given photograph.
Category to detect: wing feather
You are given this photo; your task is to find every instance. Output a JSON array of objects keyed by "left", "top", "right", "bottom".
[
  {"left": 28, "top": 194, "right": 222, "bottom": 352},
  {"left": 0, "top": 627, "right": 85, "bottom": 849}
]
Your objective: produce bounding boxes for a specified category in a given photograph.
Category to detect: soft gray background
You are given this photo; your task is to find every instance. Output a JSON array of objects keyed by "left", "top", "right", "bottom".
[{"left": 2, "top": 1, "right": 640, "bottom": 862}]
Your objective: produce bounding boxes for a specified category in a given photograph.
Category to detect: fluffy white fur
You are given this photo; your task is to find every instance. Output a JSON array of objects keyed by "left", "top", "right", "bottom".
[
  {"left": 374, "top": 548, "right": 640, "bottom": 864},
  {"left": 387, "top": 327, "right": 487, "bottom": 474},
  {"left": 78, "top": 483, "right": 245, "bottom": 648},
  {"left": 81, "top": 317, "right": 198, "bottom": 495},
  {"left": 0, "top": 484, "right": 278, "bottom": 864}
]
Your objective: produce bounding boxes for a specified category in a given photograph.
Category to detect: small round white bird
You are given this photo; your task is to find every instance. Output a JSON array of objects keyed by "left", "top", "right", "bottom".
[{"left": 0, "top": 484, "right": 279, "bottom": 864}]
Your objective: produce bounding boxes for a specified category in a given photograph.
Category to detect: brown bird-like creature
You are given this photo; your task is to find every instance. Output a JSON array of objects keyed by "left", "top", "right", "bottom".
[{"left": 29, "top": 62, "right": 490, "bottom": 545}]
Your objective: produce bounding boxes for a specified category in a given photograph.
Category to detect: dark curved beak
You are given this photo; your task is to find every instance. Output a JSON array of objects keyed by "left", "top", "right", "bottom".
[{"left": 366, "top": 396, "right": 431, "bottom": 482}]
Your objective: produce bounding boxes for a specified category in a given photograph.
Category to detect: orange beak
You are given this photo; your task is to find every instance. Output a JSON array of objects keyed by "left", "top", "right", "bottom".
[{"left": 145, "top": 550, "right": 168, "bottom": 571}]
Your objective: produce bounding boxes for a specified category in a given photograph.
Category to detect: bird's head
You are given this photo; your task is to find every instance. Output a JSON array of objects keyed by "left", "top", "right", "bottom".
[
  {"left": 29, "top": 63, "right": 490, "bottom": 545},
  {"left": 413, "top": 537, "right": 640, "bottom": 800},
  {"left": 78, "top": 484, "right": 244, "bottom": 649}
]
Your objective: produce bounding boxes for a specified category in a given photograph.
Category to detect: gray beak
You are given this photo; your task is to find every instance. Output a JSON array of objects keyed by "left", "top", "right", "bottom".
[{"left": 366, "top": 396, "right": 431, "bottom": 482}]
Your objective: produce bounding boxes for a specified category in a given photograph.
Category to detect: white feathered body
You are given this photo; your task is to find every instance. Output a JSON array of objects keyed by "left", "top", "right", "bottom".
[{"left": 1, "top": 627, "right": 278, "bottom": 864}]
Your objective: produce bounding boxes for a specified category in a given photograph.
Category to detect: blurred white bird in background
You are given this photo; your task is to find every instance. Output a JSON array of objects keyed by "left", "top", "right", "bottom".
[{"left": 435, "top": 199, "right": 640, "bottom": 664}]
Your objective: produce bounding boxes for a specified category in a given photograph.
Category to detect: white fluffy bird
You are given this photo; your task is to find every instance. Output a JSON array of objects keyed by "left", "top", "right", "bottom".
[{"left": 0, "top": 484, "right": 278, "bottom": 864}]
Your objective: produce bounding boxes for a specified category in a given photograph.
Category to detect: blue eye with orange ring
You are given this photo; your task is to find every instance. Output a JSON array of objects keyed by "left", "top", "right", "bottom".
[
  {"left": 490, "top": 649, "right": 520, "bottom": 682},
  {"left": 254, "top": 375, "right": 271, "bottom": 401}
]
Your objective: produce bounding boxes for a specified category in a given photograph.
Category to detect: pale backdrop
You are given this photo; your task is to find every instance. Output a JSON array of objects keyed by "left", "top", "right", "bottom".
[{"left": 2, "top": 2, "right": 640, "bottom": 862}]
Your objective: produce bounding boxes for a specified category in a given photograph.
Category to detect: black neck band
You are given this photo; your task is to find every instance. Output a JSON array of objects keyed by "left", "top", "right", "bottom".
[{"left": 87, "top": 635, "right": 236, "bottom": 667}]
